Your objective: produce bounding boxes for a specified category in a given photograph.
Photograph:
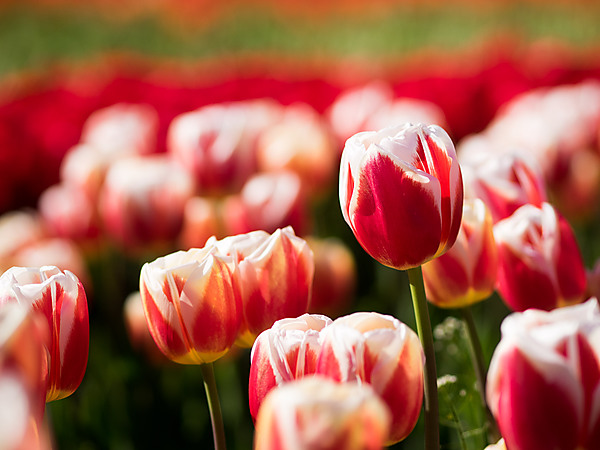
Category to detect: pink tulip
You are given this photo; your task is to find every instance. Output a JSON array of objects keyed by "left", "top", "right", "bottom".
[
  {"left": 248, "top": 313, "right": 331, "bottom": 420},
  {"left": 494, "top": 202, "right": 586, "bottom": 311},
  {"left": 253, "top": 376, "right": 391, "bottom": 450},
  {"left": 487, "top": 299, "right": 600, "bottom": 450},
  {"left": 0, "top": 266, "right": 89, "bottom": 402},
  {"left": 207, "top": 226, "right": 314, "bottom": 347},
  {"left": 339, "top": 123, "right": 463, "bottom": 270},
  {"left": 315, "top": 312, "right": 424, "bottom": 444},
  {"left": 139, "top": 247, "right": 241, "bottom": 364},
  {"left": 422, "top": 198, "right": 498, "bottom": 308}
]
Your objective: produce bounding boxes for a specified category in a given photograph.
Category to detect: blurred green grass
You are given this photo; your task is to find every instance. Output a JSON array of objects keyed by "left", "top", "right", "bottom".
[{"left": 0, "top": 4, "right": 599, "bottom": 77}]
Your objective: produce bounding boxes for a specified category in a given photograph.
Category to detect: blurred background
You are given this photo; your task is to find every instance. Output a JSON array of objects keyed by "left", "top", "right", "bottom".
[{"left": 0, "top": 1, "right": 599, "bottom": 449}]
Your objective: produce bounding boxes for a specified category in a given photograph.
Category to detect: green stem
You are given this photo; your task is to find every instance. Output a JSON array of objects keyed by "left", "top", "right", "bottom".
[
  {"left": 407, "top": 266, "right": 439, "bottom": 450},
  {"left": 200, "top": 363, "right": 227, "bottom": 450},
  {"left": 460, "top": 307, "right": 501, "bottom": 443}
]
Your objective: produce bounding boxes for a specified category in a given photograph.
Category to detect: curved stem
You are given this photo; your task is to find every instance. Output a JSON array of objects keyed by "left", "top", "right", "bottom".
[
  {"left": 461, "top": 307, "right": 501, "bottom": 443},
  {"left": 407, "top": 266, "right": 439, "bottom": 450},
  {"left": 200, "top": 363, "right": 227, "bottom": 450}
]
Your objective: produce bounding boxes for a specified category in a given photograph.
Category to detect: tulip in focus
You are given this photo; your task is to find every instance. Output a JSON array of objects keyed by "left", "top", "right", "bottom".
[
  {"left": 248, "top": 313, "right": 331, "bottom": 420},
  {"left": 487, "top": 299, "right": 600, "bottom": 450},
  {"left": 339, "top": 123, "right": 463, "bottom": 270},
  {"left": 0, "top": 302, "right": 50, "bottom": 450},
  {"left": 0, "top": 266, "right": 89, "bottom": 402},
  {"left": 422, "top": 198, "right": 497, "bottom": 308},
  {"left": 494, "top": 202, "right": 586, "bottom": 311},
  {"left": 315, "top": 312, "right": 424, "bottom": 444},
  {"left": 254, "top": 376, "right": 391, "bottom": 450},
  {"left": 139, "top": 247, "right": 241, "bottom": 364},
  {"left": 207, "top": 226, "right": 314, "bottom": 347}
]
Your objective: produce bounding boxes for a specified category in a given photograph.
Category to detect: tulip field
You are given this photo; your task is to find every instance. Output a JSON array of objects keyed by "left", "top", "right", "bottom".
[{"left": 1, "top": 2, "right": 600, "bottom": 450}]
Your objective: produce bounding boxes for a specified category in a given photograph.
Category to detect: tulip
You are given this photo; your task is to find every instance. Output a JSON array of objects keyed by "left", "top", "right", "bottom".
[
  {"left": 248, "top": 313, "right": 331, "bottom": 420},
  {"left": 207, "top": 226, "right": 314, "bottom": 347},
  {"left": 222, "top": 170, "right": 310, "bottom": 237},
  {"left": 0, "top": 266, "right": 89, "bottom": 402},
  {"left": 179, "top": 196, "right": 223, "bottom": 250},
  {"left": 305, "top": 236, "right": 356, "bottom": 318},
  {"left": 459, "top": 148, "right": 547, "bottom": 223},
  {"left": 484, "top": 439, "right": 506, "bottom": 450},
  {"left": 422, "top": 198, "right": 497, "bottom": 308},
  {"left": 0, "top": 211, "right": 45, "bottom": 273},
  {"left": 0, "top": 302, "right": 49, "bottom": 450},
  {"left": 339, "top": 123, "right": 463, "bottom": 270},
  {"left": 80, "top": 103, "right": 158, "bottom": 157},
  {"left": 139, "top": 247, "right": 241, "bottom": 364},
  {"left": 99, "top": 155, "right": 195, "bottom": 251},
  {"left": 315, "top": 312, "right": 424, "bottom": 444},
  {"left": 253, "top": 376, "right": 391, "bottom": 450},
  {"left": 494, "top": 202, "right": 586, "bottom": 311},
  {"left": 256, "top": 103, "right": 337, "bottom": 198},
  {"left": 167, "top": 100, "right": 281, "bottom": 193},
  {"left": 486, "top": 299, "right": 600, "bottom": 450}
]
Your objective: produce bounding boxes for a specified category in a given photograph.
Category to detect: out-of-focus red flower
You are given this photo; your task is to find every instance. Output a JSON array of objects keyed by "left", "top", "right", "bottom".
[
  {"left": 38, "top": 183, "right": 101, "bottom": 246},
  {"left": 256, "top": 103, "right": 337, "bottom": 199},
  {"left": 168, "top": 100, "right": 282, "bottom": 194},
  {"left": 0, "top": 211, "right": 45, "bottom": 273},
  {"left": 123, "top": 291, "right": 170, "bottom": 365},
  {"left": 0, "top": 302, "right": 51, "bottom": 450},
  {"left": 0, "top": 266, "right": 89, "bottom": 402},
  {"left": 80, "top": 103, "right": 159, "bottom": 157},
  {"left": 207, "top": 226, "right": 314, "bottom": 347},
  {"left": 305, "top": 236, "right": 356, "bottom": 318},
  {"left": 315, "top": 312, "right": 424, "bottom": 444},
  {"left": 459, "top": 145, "right": 547, "bottom": 223},
  {"left": 248, "top": 313, "right": 331, "bottom": 421},
  {"left": 422, "top": 198, "right": 498, "bottom": 308},
  {"left": 59, "top": 144, "right": 112, "bottom": 201},
  {"left": 253, "top": 375, "right": 391, "bottom": 450},
  {"left": 222, "top": 170, "right": 310, "bottom": 236},
  {"left": 99, "top": 155, "right": 195, "bottom": 252},
  {"left": 11, "top": 238, "right": 91, "bottom": 292},
  {"left": 339, "top": 123, "right": 463, "bottom": 270},
  {"left": 494, "top": 202, "right": 586, "bottom": 312},
  {"left": 179, "top": 196, "right": 223, "bottom": 250},
  {"left": 487, "top": 299, "right": 600, "bottom": 450},
  {"left": 139, "top": 247, "right": 241, "bottom": 364}
]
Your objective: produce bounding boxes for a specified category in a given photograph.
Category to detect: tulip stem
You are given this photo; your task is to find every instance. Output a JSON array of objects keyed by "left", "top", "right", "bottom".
[
  {"left": 460, "top": 307, "right": 501, "bottom": 443},
  {"left": 407, "top": 266, "right": 439, "bottom": 450},
  {"left": 200, "top": 363, "right": 227, "bottom": 450}
]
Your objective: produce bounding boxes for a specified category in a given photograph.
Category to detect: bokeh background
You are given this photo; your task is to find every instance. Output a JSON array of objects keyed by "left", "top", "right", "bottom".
[{"left": 1, "top": 1, "right": 600, "bottom": 449}]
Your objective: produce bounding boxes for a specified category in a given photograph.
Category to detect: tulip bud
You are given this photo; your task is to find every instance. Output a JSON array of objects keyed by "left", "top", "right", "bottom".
[
  {"left": 494, "top": 202, "right": 586, "bottom": 311},
  {"left": 486, "top": 299, "right": 600, "bottom": 449},
  {"left": 248, "top": 313, "right": 331, "bottom": 420},
  {"left": 254, "top": 376, "right": 391, "bottom": 450},
  {"left": 315, "top": 312, "right": 424, "bottom": 444},
  {"left": 0, "top": 266, "right": 89, "bottom": 402},
  {"left": 139, "top": 247, "right": 241, "bottom": 364},
  {"left": 207, "top": 226, "right": 314, "bottom": 347},
  {"left": 339, "top": 123, "right": 463, "bottom": 270},
  {"left": 422, "top": 198, "right": 497, "bottom": 308}
]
